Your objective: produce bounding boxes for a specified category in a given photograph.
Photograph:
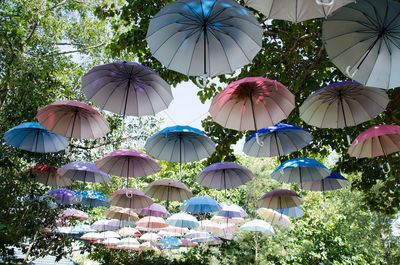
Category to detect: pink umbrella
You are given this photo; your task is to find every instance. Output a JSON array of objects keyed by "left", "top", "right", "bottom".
[
  {"left": 136, "top": 216, "right": 168, "bottom": 230},
  {"left": 108, "top": 188, "right": 153, "bottom": 210},
  {"left": 36, "top": 100, "right": 110, "bottom": 139},
  {"left": 160, "top": 226, "right": 189, "bottom": 235},
  {"left": 61, "top": 209, "right": 89, "bottom": 220},
  {"left": 27, "top": 164, "right": 72, "bottom": 187},
  {"left": 138, "top": 203, "right": 170, "bottom": 218},
  {"left": 209, "top": 77, "right": 295, "bottom": 144}
]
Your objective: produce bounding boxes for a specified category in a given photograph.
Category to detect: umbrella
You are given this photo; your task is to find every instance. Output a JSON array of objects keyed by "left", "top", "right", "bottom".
[
  {"left": 80, "top": 232, "right": 103, "bottom": 243},
  {"left": 144, "top": 125, "right": 215, "bottom": 178},
  {"left": 98, "top": 231, "right": 121, "bottom": 239},
  {"left": 91, "top": 219, "right": 121, "bottom": 232},
  {"left": 103, "top": 238, "right": 121, "bottom": 248},
  {"left": 144, "top": 178, "right": 193, "bottom": 207},
  {"left": 180, "top": 238, "right": 198, "bottom": 247},
  {"left": 302, "top": 171, "right": 350, "bottom": 192},
  {"left": 136, "top": 216, "right": 168, "bottom": 230},
  {"left": 180, "top": 196, "right": 221, "bottom": 214},
  {"left": 146, "top": 0, "right": 263, "bottom": 78},
  {"left": 166, "top": 213, "right": 200, "bottom": 229},
  {"left": 36, "top": 100, "right": 109, "bottom": 139},
  {"left": 3, "top": 122, "right": 68, "bottom": 153},
  {"left": 206, "top": 237, "right": 223, "bottom": 245},
  {"left": 195, "top": 220, "right": 236, "bottom": 233},
  {"left": 118, "top": 237, "right": 140, "bottom": 249},
  {"left": 104, "top": 206, "right": 139, "bottom": 221},
  {"left": 71, "top": 190, "right": 109, "bottom": 207},
  {"left": 322, "top": 0, "right": 400, "bottom": 89},
  {"left": 58, "top": 161, "right": 112, "bottom": 183},
  {"left": 211, "top": 216, "right": 245, "bottom": 224},
  {"left": 140, "top": 232, "right": 162, "bottom": 241},
  {"left": 258, "top": 189, "right": 303, "bottom": 209},
  {"left": 245, "top": 0, "right": 354, "bottom": 23},
  {"left": 108, "top": 188, "right": 153, "bottom": 210},
  {"left": 196, "top": 162, "right": 254, "bottom": 193},
  {"left": 118, "top": 227, "right": 142, "bottom": 237},
  {"left": 160, "top": 237, "right": 181, "bottom": 249},
  {"left": 54, "top": 226, "right": 73, "bottom": 234},
  {"left": 271, "top": 158, "right": 331, "bottom": 189},
  {"left": 138, "top": 203, "right": 170, "bottom": 218},
  {"left": 28, "top": 165, "right": 72, "bottom": 187},
  {"left": 140, "top": 241, "right": 160, "bottom": 251},
  {"left": 61, "top": 209, "right": 88, "bottom": 220},
  {"left": 209, "top": 77, "right": 295, "bottom": 144},
  {"left": 276, "top": 206, "right": 304, "bottom": 218},
  {"left": 257, "top": 208, "right": 291, "bottom": 226},
  {"left": 243, "top": 123, "right": 312, "bottom": 157},
  {"left": 217, "top": 202, "right": 248, "bottom": 218},
  {"left": 82, "top": 61, "right": 173, "bottom": 118},
  {"left": 70, "top": 225, "right": 96, "bottom": 234},
  {"left": 160, "top": 226, "right": 189, "bottom": 235},
  {"left": 184, "top": 230, "right": 210, "bottom": 239},
  {"left": 45, "top": 189, "right": 75, "bottom": 205},
  {"left": 96, "top": 149, "right": 160, "bottom": 188}
]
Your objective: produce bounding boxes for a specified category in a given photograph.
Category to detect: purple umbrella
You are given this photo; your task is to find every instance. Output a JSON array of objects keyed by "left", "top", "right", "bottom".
[
  {"left": 138, "top": 203, "right": 171, "bottom": 218},
  {"left": 58, "top": 161, "right": 112, "bottom": 183},
  {"left": 45, "top": 189, "right": 75, "bottom": 204}
]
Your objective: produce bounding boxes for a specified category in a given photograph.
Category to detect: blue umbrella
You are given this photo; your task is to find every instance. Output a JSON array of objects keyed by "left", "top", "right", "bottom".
[
  {"left": 302, "top": 171, "right": 350, "bottom": 192},
  {"left": 3, "top": 122, "right": 68, "bottom": 153},
  {"left": 145, "top": 125, "right": 215, "bottom": 178},
  {"left": 271, "top": 158, "right": 331, "bottom": 189},
  {"left": 166, "top": 213, "right": 200, "bottom": 229},
  {"left": 243, "top": 123, "right": 312, "bottom": 157},
  {"left": 217, "top": 202, "right": 247, "bottom": 218},
  {"left": 70, "top": 225, "right": 96, "bottom": 234},
  {"left": 71, "top": 190, "right": 109, "bottom": 207},
  {"left": 276, "top": 206, "right": 304, "bottom": 219},
  {"left": 160, "top": 236, "right": 181, "bottom": 249},
  {"left": 45, "top": 189, "right": 75, "bottom": 205},
  {"left": 180, "top": 196, "right": 221, "bottom": 214}
]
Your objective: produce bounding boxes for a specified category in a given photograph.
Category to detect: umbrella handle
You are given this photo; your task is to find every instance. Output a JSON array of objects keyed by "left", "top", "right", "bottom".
[
  {"left": 346, "top": 66, "right": 358, "bottom": 79},
  {"left": 315, "top": 0, "right": 334, "bottom": 7},
  {"left": 351, "top": 138, "right": 359, "bottom": 145},
  {"left": 126, "top": 189, "right": 133, "bottom": 198},
  {"left": 346, "top": 135, "right": 351, "bottom": 145},
  {"left": 383, "top": 162, "right": 391, "bottom": 174},
  {"left": 195, "top": 76, "right": 210, "bottom": 88},
  {"left": 256, "top": 133, "right": 264, "bottom": 147}
]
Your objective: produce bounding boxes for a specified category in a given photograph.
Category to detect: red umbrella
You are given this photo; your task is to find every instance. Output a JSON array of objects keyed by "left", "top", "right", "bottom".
[
  {"left": 209, "top": 77, "right": 295, "bottom": 144},
  {"left": 36, "top": 100, "right": 110, "bottom": 139},
  {"left": 108, "top": 188, "right": 153, "bottom": 210},
  {"left": 27, "top": 164, "right": 72, "bottom": 187}
]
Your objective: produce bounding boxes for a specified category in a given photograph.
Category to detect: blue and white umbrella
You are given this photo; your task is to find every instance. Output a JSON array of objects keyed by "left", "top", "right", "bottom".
[
  {"left": 217, "top": 202, "right": 247, "bottom": 218},
  {"left": 71, "top": 190, "right": 109, "bottom": 207},
  {"left": 180, "top": 196, "right": 221, "bottom": 214},
  {"left": 3, "top": 122, "right": 68, "bottom": 153},
  {"left": 70, "top": 224, "right": 96, "bottom": 234},
  {"left": 166, "top": 213, "right": 200, "bottom": 229},
  {"left": 276, "top": 206, "right": 304, "bottom": 218},
  {"left": 243, "top": 123, "right": 312, "bottom": 157}
]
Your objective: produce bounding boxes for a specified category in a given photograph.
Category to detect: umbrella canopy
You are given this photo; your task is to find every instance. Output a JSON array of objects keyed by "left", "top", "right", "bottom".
[
  {"left": 54, "top": 226, "right": 72, "bottom": 234},
  {"left": 58, "top": 161, "right": 111, "bottom": 183},
  {"left": 36, "top": 100, "right": 109, "bottom": 139},
  {"left": 108, "top": 188, "right": 153, "bottom": 210},
  {"left": 28, "top": 165, "right": 72, "bottom": 187},
  {"left": 45, "top": 189, "right": 75, "bottom": 204},
  {"left": 138, "top": 203, "right": 170, "bottom": 218},
  {"left": 98, "top": 231, "right": 121, "bottom": 239},
  {"left": 322, "top": 0, "right": 400, "bottom": 89},
  {"left": 119, "top": 237, "right": 140, "bottom": 246},
  {"left": 136, "top": 216, "right": 168, "bottom": 230},
  {"left": 144, "top": 178, "right": 193, "bottom": 202},
  {"left": 240, "top": 219, "right": 275, "bottom": 235},
  {"left": 196, "top": 162, "right": 254, "bottom": 190},
  {"left": 245, "top": 0, "right": 354, "bottom": 23},
  {"left": 195, "top": 220, "right": 236, "bottom": 233},
  {"left": 160, "top": 237, "right": 181, "bottom": 245},
  {"left": 71, "top": 190, "right": 109, "bottom": 207},
  {"left": 103, "top": 238, "right": 121, "bottom": 247},
  {"left": 146, "top": 0, "right": 262, "bottom": 77},
  {"left": 302, "top": 171, "right": 350, "bottom": 192},
  {"left": 243, "top": 123, "right": 312, "bottom": 157},
  {"left": 140, "top": 232, "right": 162, "bottom": 241},
  {"left": 211, "top": 216, "right": 245, "bottom": 224},
  {"left": 348, "top": 125, "right": 400, "bottom": 158},
  {"left": 104, "top": 206, "right": 139, "bottom": 221},
  {"left": 160, "top": 226, "right": 189, "bottom": 235},
  {"left": 82, "top": 61, "right": 173, "bottom": 117},
  {"left": 180, "top": 238, "right": 198, "bottom": 247},
  {"left": 91, "top": 219, "right": 121, "bottom": 232},
  {"left": 70, "top": 225, "right": 96, "bottom": 234},
  {"left": 180, "top": 196, "right": 221, "bottom": 213},
  {"left": 80, "top": 232, "right": 103, "bottom": 242},
  {"left": 276, "top": 206, "right": 304, "bottom": 218},
  {"left": 184, "top": 230, "right": 210, "bottom": 239},
  {"left": 118, "top": 227, "right": 141, "bottom": 237},
  {"left": 61, "top": 209, "right": 88, "bottom": 220},
  {"left": 206, "top": 237, "right": 223, "bottom": 245},
  {"left": 217, "top": 202, "right": 248, "bottom": 218},
  {"left": 3, "top": 122, "right": 68, "bottom": 153},
  {"left": 300, "top": 82, "right": 389, "bottom": 129},
  {"left": 257, "top": 208, "right": 291, "bottom": 226},
  {"left": 259, "top": 189, "right": 303, "bottom": 209},
  {"left": 271, "top": 158, "right": 331, "bottom": 188},
  {"left": 166, "top": 213, "right": 200, "bottom": 229},
  {"left": 209, "top": 77, "right": 295, "bottom": 135}
]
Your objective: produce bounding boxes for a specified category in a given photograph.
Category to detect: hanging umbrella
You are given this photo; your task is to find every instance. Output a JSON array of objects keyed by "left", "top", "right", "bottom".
[
  {"left": 118, "top": 237, "right": 141, "bottom": 249},
  {"left": 160, "top": 237, "right": 181, "bottom": 248},
  {"left": 213, "top": 230, "right": 234, "bottom": 240},
  {"left": 136, "top": 216, "right": 168, "bottom": 230},
  {"left": 54, "top": 226, "right": 72, "bottom": 234},
  {"left": 146, "top": 0, "right": 263, "bottom": 77},
  {"left": 144, "top": 178, "right": 193, "bottom": 208},
  {"left": 140, "top": 232, "right": 162, "bottom": 241},
  {"left": 102, "top": 238, "right": 121, "bottom": 248},
  {"left": 70, "top": 225, "right": 97, "bottom": 234},
  {"left": 276, "top": 206, "right": 304, "bottom": 218},
  {"left": 243, "top": 123, "right": 312, "bottom": 157},
  {"left": 245, "top": 0, "right": 354, "bottom": 23},
  {"left": 166, "top": 213, "right": 200, "bottom": 229},
  {"left": 104, "top": 206, "right": 139, "bottom": 221},
  {"left": 108, "top": 188, "right": 153, "bottom": 210},
  {"left": 259, "top": 189, "right": 303, "bottom": 209},
  {"left": 45, "top": 189, "right": 75, "bottom": 205},
  {"left": 217, "top": 202, "right": 248, "bottom": 218},
  {"left": 58, "top": 161, "right": 112, "bottom": 183},
  {"left": 91, "top": 219, "right": 121, "bottom": 232},
  {"left": 144, "top": 125, "right": 215, "bottom": 178},
  {"left": 27, "top": 165, "right": 72, "bottom": 187},
  {"left": 118, "top": 227, "right": 142, "bottom": 237},
  {"left": 138, "top": 203, "right": 170, "bottom": 218},
  {"left": 302, "top": 171, "right": 350, "bottom": 192},
  {"left": 140, "top": 241, "right": 160, "bottom": 251},
  {"left": 61, "top": 209, "right": 88, "bottom": 220},
  {"left": 184, "top": 230, "right": 210, "bottom": 239},
  {"left": 36, "top": 100, "right": 109, "bottom": 139},
  {"left": 180, "top": 238, "right": 198, "bottom": 247},
  {"left": 71, "top": 190, "right": 109, "bottom": 207},
  {"left": 3, "top": 122, "right": 68, "bottom": 153},
  {"left": 195, "top": 220, "right": 236, "bottom": 233},
  {"left": 196, "top": 162, "right": 254, "bottom": 193},
  {"left": 80, "top": 232, "right": 103, "bottom": 243},
  {"left": 209, "top": 77, "right": 295, "bottom": 144},
  {"left": 180, "top": 196, "right": 221, "bottom": 214},
  {"left": 323, "top": 0, "right": 400, "bottom": 89},
  {"left": 160, "top": 226, "right": 189, "bottom": 235},
  {"left": 82, "top": 61, "right": 173, "bottom": 118},
  {"left": 211, "top": 216, "right": 245, "bottom": 224},
  {"left": 271, "top": 158, "right": 331, "bottom": 189},
  {"left": 257, "top": 208, "right": 291, "bottom": 226},
  {"left": 206, "top": 237, "right": 223, "bottom": 246}
]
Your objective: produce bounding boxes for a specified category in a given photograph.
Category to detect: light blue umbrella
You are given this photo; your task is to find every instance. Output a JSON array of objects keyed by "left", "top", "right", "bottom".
[
  {"left": 217, "top": 202, "right": 247, "bottom": 218},
  {"left": 71, "top": 190, "right": 109, "bottom": 207},
  {"left": 166, "top": 213, "right": 199, "bottom": 229},
  {"left": 302, "top": 171, "right": 350, "bottom": 192},
  {"left": 180, "top": 196, "right": 221, "bottom": 214},
  {"left": 243, "top": 123, "right": 312, "bottom": 157},
  {"left": 160, "top": 237, "right": 181, "bottom": 249},
  {"left": 70, "top": 225, "right": 96, "bottom": 234},
  {"left": 3, "top": 122, "right": 68, "bottom": 153},
  {"left": 54, "top": 226, "right": 73, "bottom": 234},
  {"left": 271, "top": 158, "right": 331, "bottom": 189},
  {"left": 276, "top": 206, "right": 304, "bottom": 219}
]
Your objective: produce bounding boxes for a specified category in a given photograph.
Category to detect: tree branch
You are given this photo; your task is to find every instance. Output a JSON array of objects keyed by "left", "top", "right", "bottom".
[
  {"left": 35, "top": 43, "right": 106, "bottom": 57},
  {"left": 69, "top": 135, "right": 136, "bottom": 150}
]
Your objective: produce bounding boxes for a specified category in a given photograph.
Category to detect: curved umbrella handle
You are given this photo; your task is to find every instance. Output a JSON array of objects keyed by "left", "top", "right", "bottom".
[
  {"left": 195, "top": 76, "right": 210, "bottom": 88},
  {"left": 351, "top": 138, "right": 359, "bottom": 145},
  {"left": 315, "top": 0, "right": 334, "bottom": 7},
  {"left": 346, "top": 135, "right": 351, "bottom": 145},
  {"left": 346, "top": 66, "right": 359, "bottom": 79},
  {"left": 383, "top": 162, "right": 391, "bottom": 174},
  {"left": 126, "top": 189, "right": 133, "bottom": 198},
  {"left": 256, "top": 133, "right": 264, "bottom": 146}
]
